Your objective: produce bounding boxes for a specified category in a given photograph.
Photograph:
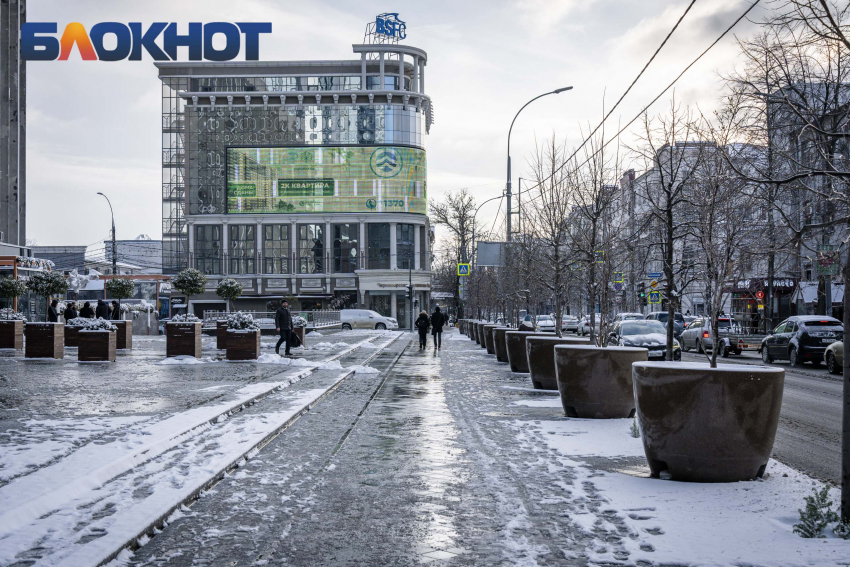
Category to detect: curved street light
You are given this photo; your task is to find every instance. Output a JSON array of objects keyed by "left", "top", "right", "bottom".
[
  {"left": 97, "top": 192, "right": 117, "bottom": 276},
  {"left": 506, "top": 86, "right": 573, "bottom": 241}
]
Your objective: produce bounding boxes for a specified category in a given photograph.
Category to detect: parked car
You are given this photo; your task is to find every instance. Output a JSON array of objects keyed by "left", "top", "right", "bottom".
[
  {"left": 536, "top": 314, "right": 557, "bottom": 332},
  {"left": 826, "top": 341, "right": 844, "bottom": 374},
  {"left": 645, "top": 311, "right": 685, "bottom": 339},
  {"left": 614, "top": 312, "right": 645, "bottom": 322},
  {"left": 340, "top": 309, "right": 398, "bottom": 330},
  {"left": 561, "top": 315, "right": 580, "bottom": 332},
  {"left": 607, "top": 319, "right": 681, "bottom": 360},
  {"left": 577, "top": 317, "right": 601, "bottom": 336},
  {"left": 760, "top": 315, "right": 843, "bottom": 366},
  {"left": 680, "top": 317, "right": 766, "bottom": 357}
]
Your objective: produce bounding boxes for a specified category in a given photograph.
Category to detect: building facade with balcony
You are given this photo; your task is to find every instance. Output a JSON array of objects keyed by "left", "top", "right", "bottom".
[{"left": 156, "top": 43, "right": 434, "bottom": 328}]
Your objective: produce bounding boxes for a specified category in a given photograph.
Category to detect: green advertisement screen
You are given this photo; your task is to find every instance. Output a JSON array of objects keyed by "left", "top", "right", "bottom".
[{"left": 226, "top": 146, "right": 427, "bottom": 214}]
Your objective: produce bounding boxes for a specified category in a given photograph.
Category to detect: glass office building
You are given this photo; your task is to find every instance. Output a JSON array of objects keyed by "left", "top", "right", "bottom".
[{"left": 157, "top": 44, "right": 433, "bottom": 326}]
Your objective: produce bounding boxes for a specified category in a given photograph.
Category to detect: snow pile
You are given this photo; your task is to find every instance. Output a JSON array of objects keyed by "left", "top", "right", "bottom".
[
  {"left": 515, "top": 418, "right": 849, "bottom": 566},
  {"left": 156, "top": 356, "right": 213, "bottom": 366},
  {"left": 289, "top": 357, "right": 317, "bottom": 367},
  {"left": 347, "top": 365, "right": 380, "bottom": 374},
  {"left": 309, "top": 342, "right": 337, "bottom": 350},
  {"left": 256, "top": 353, "right": 292, "bottom": 365},
  {"left": 317, "top": 360, "right": 343, "bottom": 370},
  {"left": 359, "top": 342, "right": 379, "bottom": 349},
  {"left": 306, "top": 331, "right": 323, "bottom": 337}
]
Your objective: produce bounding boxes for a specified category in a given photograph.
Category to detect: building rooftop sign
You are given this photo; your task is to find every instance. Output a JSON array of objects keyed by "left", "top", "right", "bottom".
[{"left": 365, "top": 13, "right": 406, "bottom": 45}]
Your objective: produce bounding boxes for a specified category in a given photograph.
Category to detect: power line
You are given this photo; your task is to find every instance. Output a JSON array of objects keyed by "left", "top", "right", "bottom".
[{"left": 517, "top": 0, "right": 762, "bottom": 209}]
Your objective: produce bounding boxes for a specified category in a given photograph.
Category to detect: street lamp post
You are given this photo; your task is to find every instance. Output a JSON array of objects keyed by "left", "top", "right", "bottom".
[
  {"left": 97, "top": 192, "right": 117, "bottom": 275},
  {"left": 506, "top": 87, "right": 573, "bottom": 242}
]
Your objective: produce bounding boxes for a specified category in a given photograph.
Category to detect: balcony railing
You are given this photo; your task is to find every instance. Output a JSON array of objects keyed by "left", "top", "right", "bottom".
[{"left": 190, "top": 251, "right": 431, "bottom": 276}]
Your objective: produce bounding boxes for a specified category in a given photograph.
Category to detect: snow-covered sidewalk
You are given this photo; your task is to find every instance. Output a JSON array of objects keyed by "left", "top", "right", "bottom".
[{"left": 0, "top": 333, "right": 399, "bottom": 566}]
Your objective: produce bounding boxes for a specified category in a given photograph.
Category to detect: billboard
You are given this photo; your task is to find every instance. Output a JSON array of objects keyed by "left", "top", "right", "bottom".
[{"left": 226, "top": 146, "right": 427, "bottom": 214}]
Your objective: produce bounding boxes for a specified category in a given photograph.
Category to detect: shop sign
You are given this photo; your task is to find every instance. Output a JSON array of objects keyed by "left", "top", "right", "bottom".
[{"left": 302, "top": 279, "right": 322, "bottom": 289}]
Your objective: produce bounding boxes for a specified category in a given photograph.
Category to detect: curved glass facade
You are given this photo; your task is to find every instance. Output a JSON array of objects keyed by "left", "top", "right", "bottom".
[{"left": 185, "top": 104, "right": 427, "bottom": 215}]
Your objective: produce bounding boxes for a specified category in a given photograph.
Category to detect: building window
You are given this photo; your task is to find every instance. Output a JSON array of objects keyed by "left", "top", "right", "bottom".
[
  {"left": 263, "top": 224, "right": 290, "bottom": 274},
  {"left": 195, "top": 225, "right": 222, "bottom": 275},
  {"left": 333, "top": 224, "right": 358, "bottom": 273},
  {"left": 299, "top": 224, "right": 325, "bottom": 274},
  {"left": 397, "top": 224, "right": 415, "bottom": 269},
  {"left": 367, "top": 223, "right": 390, "bottom": 269},
  {"left": 229, "top": 225, "right": 256, "bottom": 274}
]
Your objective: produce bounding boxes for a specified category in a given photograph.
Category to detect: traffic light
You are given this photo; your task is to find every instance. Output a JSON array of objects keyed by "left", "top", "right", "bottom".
[
  {"left": 406, "top": 284, "right": 413, "bottom": 300},
  {"left": 637, "top": 282, "right": 647, "bottom": 306}
]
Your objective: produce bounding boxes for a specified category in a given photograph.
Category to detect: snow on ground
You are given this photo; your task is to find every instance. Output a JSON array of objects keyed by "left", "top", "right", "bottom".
[
  {"left": 306, "top": 331, "right": 323, "bottom": 337},
  {"left": 346, "top": 365, "right": 380, "bottom": 374},
  {"left": 156, "top": 355, "right": 214, "bottom": 365},
  {"left": 512, "top": 397, "right": 562, "bottom": 408},
  {"left": 515, "top": 418, "right": 848, "bottom": 566}
]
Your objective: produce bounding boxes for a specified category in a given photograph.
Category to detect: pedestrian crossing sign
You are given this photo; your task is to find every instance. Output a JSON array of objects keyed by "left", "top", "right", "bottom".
[
  {"left": 457, "top": 263, "right": 470, "bottom": 276},
  {"left": 649, "top": 291, "right": 662, "bottom": 304},
  {"left": 613, "top": 272, "right": 624, "bottom": 283}
]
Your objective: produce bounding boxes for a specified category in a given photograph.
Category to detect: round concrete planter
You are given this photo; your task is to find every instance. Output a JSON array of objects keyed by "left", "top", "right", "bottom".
[
  {"left": 493, "top": 327, "right": 512, "bottom": 363},
  {"left": 470, "top": 321, "right": 480, "bottom": 343},
  {"left": 469, "top": 320, "right": 479, "bottom": 341},
  {"left": 555, "top": 345, "right": 647, "bottom": 418},
  {"left": 505, "top": 331, "right": 548, "bottom": 373},
  {"left": 526, "top": 336, "right": 591, "bottom": 390},
  {"left": 632, "top": 361, "right": 785, "bottom": 482},
  {"left": 475, "top": 322, "right": 487, "bottom": 346},
  {"left": 483, "top": 324, "right": 500, "bottom": 355}
]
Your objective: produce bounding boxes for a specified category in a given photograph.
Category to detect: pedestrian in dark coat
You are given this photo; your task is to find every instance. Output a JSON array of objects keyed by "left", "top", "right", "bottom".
[
  {"left": 79, "top": 302, "right": 95, "bottom": 319},
  {"left": 47, "top": 300, "right": 59, "bottom": 322},
  {"left": 64, "top": 303, "right": 78, "bottom": 320},
  {"left": 430, "top": 306, "right": 445, "bottom": 349},
  {"left": 95, "top": 299, "right": 109, "bottom": 319},
  {"left": 275, "top": 299, "right": 293, "bottom": 356},
  {"left": 415, "top": 311, "right": 430, "bottom": 349},
  {"left": 111, "top": 300, "right": 122, "bottom": 320}
]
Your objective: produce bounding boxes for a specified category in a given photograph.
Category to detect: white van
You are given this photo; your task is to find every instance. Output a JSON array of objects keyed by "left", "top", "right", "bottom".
[{"left": 340, "top": 309, "right": 398, "bottom": 330}]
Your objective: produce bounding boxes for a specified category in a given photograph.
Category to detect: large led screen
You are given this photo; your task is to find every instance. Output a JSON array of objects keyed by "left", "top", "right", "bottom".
[{"left": 226, "top": 146, "right": 427, "bottom": 214}]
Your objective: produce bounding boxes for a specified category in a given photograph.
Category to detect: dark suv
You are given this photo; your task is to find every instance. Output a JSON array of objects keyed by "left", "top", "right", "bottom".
[
  {"left": 760, "top": 315, "right": 843, "bottom": 366},
  {"left": 645, "top": 311, "right": 685, "bottom": 339}
]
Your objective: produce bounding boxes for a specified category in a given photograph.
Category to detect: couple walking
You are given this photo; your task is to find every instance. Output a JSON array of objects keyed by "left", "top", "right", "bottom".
[{"left": 415, "top": 306, "right": 446, "bottom": 350}]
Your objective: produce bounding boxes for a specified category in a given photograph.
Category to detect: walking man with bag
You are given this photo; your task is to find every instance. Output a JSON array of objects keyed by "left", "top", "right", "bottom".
[{"left": 275, "top": 299, "right": 293, "bottom": 356}]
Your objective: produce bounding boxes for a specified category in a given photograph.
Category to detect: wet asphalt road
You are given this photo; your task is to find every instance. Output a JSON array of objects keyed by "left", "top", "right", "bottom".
[{"left": 680, "top": 350, "right": 843, "bottom": 484}]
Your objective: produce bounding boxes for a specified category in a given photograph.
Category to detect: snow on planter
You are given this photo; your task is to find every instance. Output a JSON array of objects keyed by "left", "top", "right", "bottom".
[
  {"left": 166, "top": 317, "right": 202, "bottom": 358},
  {"left": 632, "top": 361, "right": 785, "bottom": 482},
  {"left": 525, "top": 335, "right": 591, "bottom": 390},
  {"left": 554, "top": 344, "right": 647, "bottom": 418},
  {"left": 226, "top": 312, "right": 261, "bottom": 361},
  {"left": 25, "top": 322, "right": 64, "bottom": 359}
]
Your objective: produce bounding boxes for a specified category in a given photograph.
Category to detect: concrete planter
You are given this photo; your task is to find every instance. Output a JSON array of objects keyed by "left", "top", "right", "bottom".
[
  {"left": 0, "top": 320, "right": 23, "bottom": 350},
  {"left": 113, "top": 320, "right": 133, "bottom": 350},
  {"left": 64, "top": 325, "right": 83, "bottom": 347},
  {"left": 471, "top": 321, "right": 481, "bottom": 342},
  {"left": 477, "top": 322, "right": 490, "bottom": 348},
  {"left": 493, "top": 327, "right": 512, "bottom": 363},
  {"left": 226, "top": 329, "right": 261, "bottom": 361},
  {"left": 555, "top": 345, "right": 647, "bottom": 418},
  {"left": 505, "top": 331, "right": 548, "bottom": 373},
  {"left": 632, "top": 361, "right": 785, "bottom": 482},
  {"left": 483, "top": 324, "right": 500, "bottom": 355},
  {"left": 216, "top": 320, "right": 228, "bottom": 350},
  {"left": 459, "top": 319, "right": 468, "bottom": 335},
  {"left": 25, "top": 323, "right": 64, "bottom": 359},
  {"left": 78, "top": 330, "right": 117, "bottom": 362},
  {"left": 526, "top": 336, "right": 591, "bottom": 390},
  {"left": 166, "top": 322, "right": 202, "bottom": 358}
]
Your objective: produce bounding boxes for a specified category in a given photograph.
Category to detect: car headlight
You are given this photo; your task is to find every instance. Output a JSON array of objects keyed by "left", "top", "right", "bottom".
[{"left": 673, "top": 340, "right": 681, "bottom": 349}]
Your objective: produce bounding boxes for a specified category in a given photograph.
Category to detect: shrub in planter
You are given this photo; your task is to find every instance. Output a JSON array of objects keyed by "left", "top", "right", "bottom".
[
  {"left": 166, "top": 314, "right": 202, "bottom": 358},
  {"left": 493, "top": 327, "right": 512, "bottom": 363},
  {"left": 77, "top": 318, "right": 118, "bottom": 362},
  {"left": 292, "top": 315, "right": 307, "bottom": 347},
  {"left": 216, "top": 278, "right": 243, "bottom": 312},
  {"left": 226, "top": 312, "right": 261, "bottom": 361},
  {"left": 632, "top": 361, "right": 785, "bottom": 482},
  {"left": 171, "top": 268, "right": 207, "bottom": 315},
  {"left": 525, "top": 336, "right": 591, "bottom": 390},
  {"left": 25, "top": 322, "right": 64, "bottom": 359},
  {"left": 554, "top": 344, "right": 647, "bottom": 418},
  {"left": 104, "top": 278, "right": 135, "bottom": 318},
  {"left": 0, "top": 308, "right": 26, "bottom": 350},
  {"left": 504, "top": 331, "right": 548, "bottom": 373},
  {"left": 483, "top": 324, "right": 501, "bottom": 355},
  {"left": 64, "top": 316, "right": 90, "bottom": 347},
  {"left": 26, "top": 271, "right": 68, "bottom": 321}
]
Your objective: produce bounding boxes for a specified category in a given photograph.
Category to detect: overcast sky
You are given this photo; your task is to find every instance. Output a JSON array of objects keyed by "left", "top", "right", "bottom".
[{"left": 26, "top": 0, "right": 768, "bottom": 251}]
